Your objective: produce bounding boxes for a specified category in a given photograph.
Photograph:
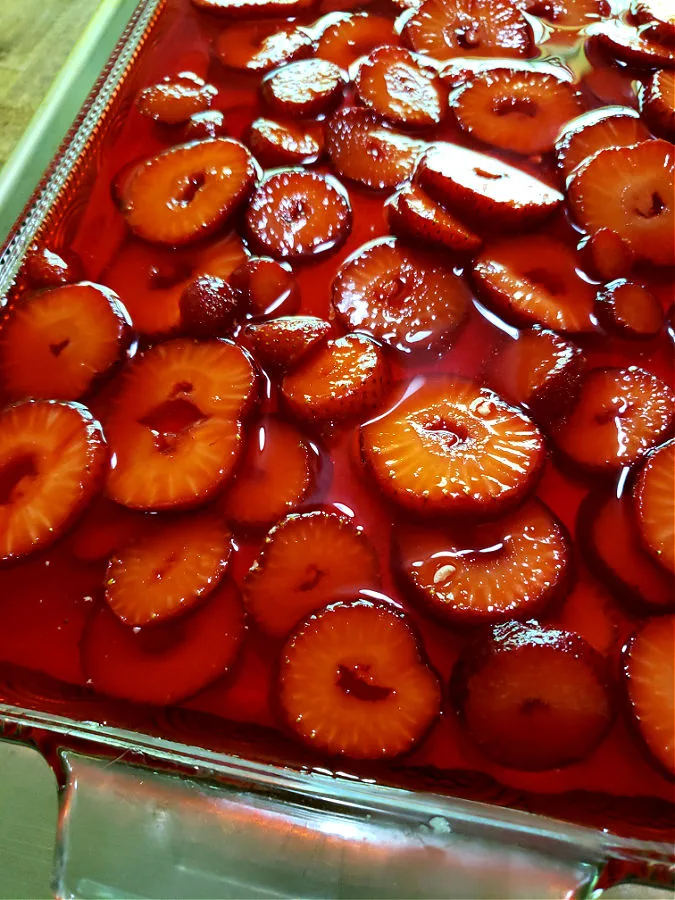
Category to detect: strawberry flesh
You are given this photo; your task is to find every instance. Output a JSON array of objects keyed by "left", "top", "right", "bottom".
[
  {"left": 595, "top": 279, "right": 664, "bottom": 340},
  {"left": 639, "top": 70, "right": 675, "bottom": 142},
  {"left": 136, "top": 74, "right": 217, "bottom": 125},
  {"left": 555, "top": 107, "right": 649, "bottom": 177},
  {"left": 317, "top": 13, "right": 398, "bottom": 69},
  {"left": 248, "top": 117, "right": 324, "bottom": 166},
  {"left": 215, "top": 21, "right": 313, "bottom": 72},
  {"left": 229, "top": 257, "right": 300, "bottom": 318},
  {"left": 634, "top": 440, "right": 675, "bottom": 575}
]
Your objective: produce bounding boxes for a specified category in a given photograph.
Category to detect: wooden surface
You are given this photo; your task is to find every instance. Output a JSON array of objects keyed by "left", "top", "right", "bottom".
[{"left": 0, "top": 0, "right": 97, "bottom": 167}]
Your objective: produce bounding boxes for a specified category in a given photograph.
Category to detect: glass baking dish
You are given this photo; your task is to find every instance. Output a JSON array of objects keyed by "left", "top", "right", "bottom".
[{"left": 0, "top": 1, "right": 673, "bottom": 896}]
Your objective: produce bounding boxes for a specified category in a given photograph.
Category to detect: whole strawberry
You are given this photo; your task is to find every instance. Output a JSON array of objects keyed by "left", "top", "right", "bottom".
[{"left": 179, "top": 275, "right": 241, "bottom": 337}]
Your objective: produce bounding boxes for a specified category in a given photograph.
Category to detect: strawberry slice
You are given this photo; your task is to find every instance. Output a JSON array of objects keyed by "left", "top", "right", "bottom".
[
  {"left": 105, "top": 513, "right": 233, "bottom": 626},
  {"left": 325, "top": 107, "right": 427, "bottom": 190},
  {"left": 179, "top": 275, "right": 242, "bottom": 338},
  {"left": 471, "top": 236, "right": 596, "bottom": 333},
  {"left": 67, "top": 498, "right": 146, "bottom": 563},
  {"left": 219, "top": 417, "right": 317, "bottom": 530},
  {"left": 355, "top": 46, "right": 447, "bottom": 129},
  {"left": 552, "top": 366, "right": 675, "bottom": 473},
  {"left": 587, "top": 20, "right": 675, "bottom": 68},
  {"left": 452, "top": 68, "right": 583, "bottom": 156},
  {"left": 579, "top": 227, "right": 635, "bottom": 282},
  {"left": 555, "top": 107, "right": 650, "bottom": 177},
  {"left": 248, "top": 117, "right": 324, "bottom": 166},
  {"left": 639, "top": 70, "right": 675, "bottom": 142},
  {"left": 0, "top": 282, "right": 134, "bottom": 402},
  {"left": 23, "top": 243, "right": 82, "bottom": 290},
  {"left": 632, "top": 0, "right": 675, "bottom": 39},
  {"left": 215, "top": 21, "right": 313, "bottom": 73},
  {"left": 229, "top": 257, "right": 300, "bottom": 318},
  {"left": 82, "top": 579, "right": 245, "bottom": 706},
  {"left": 595, "top": 279, "right": 664, "bottom": 340},
  {"left": 361, "top": 379, "right": 544, "bottom": 518},
  {"left": 634, "top": 440, "right": 675, "bottom": 575},
  {"left": 452, "top": 620, "right": 614, "bottom": 770},
  {"left": 105, "top": 339, "right": 257, "bottom": 510},
  {"left": 136, "top": 74, "right": 217, "bottom": 125},
  {"left": 279, "top": 600, "right": 441, "bottom": 758},
  {"left": 402, "top": 0, "right": 535, "bottom": 61},
  {"left": 182, "top": 110, "right": 227, "bottom": 141},
  {"left": 396, "top": 500, "right": 571, "bottom": 626},
  {"left": 385, "top": 183, "right": 483, "bottom": 255},
  {"left": 192, "top": 0, "right": 315, "bottom": 16},
  {"left": 245, "top": 171, "right": 352, "bottom": 260},
  {"left": 513, "top": 0, "right": 610, "bottom": 27},
  {"left": 484, "top": 326, "right": 585, "bottom": 424},
  {"left": 282, "top": 334, "right": 390, "bottom": 428},
  {"left": 331, "top": 237, "right": 471, "bottom": 354},
  {"left": 261, "top": 59, "right": 346, "bottom": 118},
  {"left": 120, "top": 138, "right": 258, "bottom": 245},
  {"left": 317, "top": 13, "right": 398, "bottom": 70},
  {"left": 243, "top": 315, "right": 331, "bottom": 371},
  {"left": 417, "top": 143, "right": 563, "bottom": 231},
  {"left": 0, "top": 400, "right": 108, "bottom": 562},
  {"left": 244, "top": 511, "right": 380, "bottom": 637},
  {"left": 623, "top": 615, "right": 675, "bottom": 779}
]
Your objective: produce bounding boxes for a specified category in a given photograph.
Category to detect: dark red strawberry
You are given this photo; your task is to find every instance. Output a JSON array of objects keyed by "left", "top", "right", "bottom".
[
  {"left": 587, "top": 20, "right": 675, "bottom": 68},
  {"left": 229, "top": 257, "right": 300, "bottom": 318},
  {"left": 552, "top": 366, "right": 675, "bottom": 473},
  {"left": 105, "top": 339, "right": 257, "bottom": 510},
  {"left": 396, "top": 500, "right": 571, "bottom": 626},
  {"left": 639, "top": 70, "right": 675, "bottom": 142},
  {"left": 632, "top": 0, "right": 675, "bottom": 40},
  {"left": 355, "top": 46, "right": 447, "bottom": 129},
  {"left": 245, "top": 171, "right": 352, "bottom": 260},
  {"left": 555, "top": 107, "right": 649, "bottom": 177},
  {"left": 192, "top": 0, "right": 315, "bottom": 15},
  {"left": 82, "top": 579, "right": 245, "bottom": 705},
  {"left": 452, "top": 68, "right": 583, "bottom": 156},
  {"left": 0, "top": 282, "right": 134, "bottom": 402},
  {"left": 317, "top": 13, "right": 398, "bottom": 70},
  {"left": 179, "top": 275, "right": 242, "bottom": 337},
  {"left": 181, "top": 110, "right": 227, "bottom": 141},
  {"left": 244, "top": 511, "right": 380, "bottom": 637},
  {"left": 278, "top": 600, "right": 441, "bottom": 758},
  {"left": 261, "top": 59, "right": 346, "bottom": 118},
  {"left": 0, "top": 400, "right": 108, "bottom": 562},
  {"left": 23, "top": 243, "right": 82, "bottom": 289},
  {"left": 385, "top": 183, "right": 483, "bottom": 255},
  {"left": 595, "top": 280, "right": 664, "bottom": 340},
  {"left": 105, "top": 513, "right": 233, "bottom": 626},
  {"left": 361, "top": 379, "right": 544, "bottom": 518},
  {"left": 331, "top": 237, "right": 471, "bottom": 354},
  {"left": 634, "top": 439, "right": 674, "bottom": 575},
  {"left": 243, "top": 315, "right": 330, "bottom": 371},
  {"left": 215, "top": 21, "right": 313, "bottom": 72},
  {"left": 579, "top": 227, "right": 635, "bottom": 282},
  {"left": 248, "top": 117, "right": 324, "bottom": 166},
  {"left": 471, "top": 236, "right": 595, "bottom": 333},
  {"left": 514, "top": 0, "right": 610, "bottom": 27},
  {"left": 452, "top": 620, "right": 615, "bottom": 770},
  {"left": 120, "top": 138, "right": 258, "bottom": 245},
  {"left": 67, "top": 498, "right": 146, "bottom": 563},
  {"left": 136, "top": 74, "right": 217, "bottom": 125},
  {"left": 554, "top": 577, "right": 619, "bottom": 656}
]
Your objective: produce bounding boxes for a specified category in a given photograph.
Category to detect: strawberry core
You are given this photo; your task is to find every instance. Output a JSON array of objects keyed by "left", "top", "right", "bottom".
[
  {"left": 0, "top": 455, "right": 38, "bottom": 505},
  {"left": 337, "top": 663, "right": 393, "bottom": 701}
]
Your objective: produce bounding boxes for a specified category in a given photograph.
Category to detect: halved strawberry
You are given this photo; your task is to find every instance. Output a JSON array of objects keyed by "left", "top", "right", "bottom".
[
  {"left": 120, "top": 138, "right": 258, "bottom": 245},
  {"left": 244, "top": 511, "right": 380, "bottom": 637},
  {"left": 325, "top": 107, "right": 427, "bottom": 190},
  {"left": 261, "top": 59, "right": 346, "bottom": 118},
  {"left": 23, "top": 243, "right": 82, "bottom": 290},
  {"left": 229, "top": 257, "right": 301, "bottom": 318},
  {"left": 452, "top": 620, "right": 615, "bottom": 770},
  {"left": 623, "top": 615, "right": 675, "bottom": 779},
  {"left": 355, "top": 46, "right": 447, "bottom": 129},
  {"left": 248, "top": 117, "right": 324, "bottom": 166},
  {"left": 587, "top": 20, "right": 675, "bottom": 68},
  {"left": 471, "top": 236, "right": 596, "bottom": 332},
  {"left": 385, "top": 183, "right": 483, "bottom": 255},
  {"left": 279, "top": 600, "right": 441, "bottom": 758},
  {"left": 402, "top": 0, "right": 535, "bottom": 61},
  {"left": 0, "top": 282, "right": 134, "bottom": 402},
  {"left": 82, "top": 579, "right": 245, "bottom": 706},
  {"left": 179, "top": 275, "right": 242, "bottom": 338},
  {"left": 552, "top": 366, "right": 675, "bottom": 473},
  {"left": 417, "top": 143, "right": 563, "bottom": 230},
  {"left": 452, "top": 68, "right": 583, "bottom": 156},
  {"left": 215, "top": 21, "right": 313, "bottom": 72},
  {"left": 484, "top": 327, "right": 585, "bottom": 424},
  {"left": 67, "top": 498, "right": 146, "bottom": 563},
  {"left": 331, "top": 237, "right": 471, "bottom": 354},
  {"left": 513, "top": 0, "right": 610, "bottom": 27},
  {"left": 579, "top": 227, "right": 635, "bottom": 282},
  {"left": 634, "top": 440, "right": 674, "bottom": 575},
  {"left": 396, "top": 500, "right": 571, "bottom": 626},
  {"left": 243, "top": 315, "right": 330, "bottom": 371},
  {"left": 555, "top": 107, "right": 649, "bottom": 177},
  {"left": 361, "top": 378, "right": 544, "bottom": 518},
  {"left": 181, "top": 109, "right": 227, "bottom": 141},
  {"left": 317, "top": 13, "right": 398, "bottom": 70},
  {"left": 245, "top": 171, "right": 352, "bottom": 260},
  {"left": 639, "top": 70, "right": 675, "bottom": 142},
  {"left": 192, "top": 0, "right": 315, "bottom": 16},
  {"left": 105, "top": 513, "right": 233, "bottom": 626},
  {"left": 136, "top": 74, "right": 217, "bottom": 125},
  {"left": 105, "top": 339, "right": 257, "bottom": 510},
  {"left": 595, "top": 279, "right": 663, "bottom": 340},
  {"left": 219, "top": 417, "right": 316, "bottom": 530},
  {"left": 282, "top": 334, "right": 390, "bottom": 428},
  {"left": 632, "top": 0, "right": 675, "bottom": 39},
  {"left": 0, "top": 400, "right": 108, "bottom": 562}
]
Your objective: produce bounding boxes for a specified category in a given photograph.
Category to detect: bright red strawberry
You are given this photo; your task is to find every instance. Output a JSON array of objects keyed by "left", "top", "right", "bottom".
[
  {"left": 136, "top": 74, "right": 217, "bottom": 125},
  {"left": 632, "top": 0, "right": 675, "bottom": 38},
  {"left": 325, "top": 107, "right": 427, "bottom": 190},
  {"left": 580, "top": 227, "right": 635, "bottom": 282},
  {"left": 23, "top": 243, "right": 82, "bottom": 289},
  {"left": 403, "top": 0, "right": 535, "bottom": 61},
  {"left": 192, "top": 0, "right": 315, "bottom": 15},
  {"left": 595, "top": 279, "right": 664, "bottom": 340},
  {"left": 385, "top": 183, "right": 483, "bottom": 255},
  {"left": 555, "top": 107, "right": 649, "bottom": 177},
  {"left": 0, "top": 282, "right": 134, "bottom": 402},
  {"left": 82, "top": 579, "right": 245, "bottom": 705},
  {"left": 261, "top": 59, "right": 346, "bottom": 118},
  {"left": 244, "top": 511, "right": 380, "bottom": 637},
  {"left": 105, "top": 513, "right": 233, "bottom": 626},
  {"left": 634, "top": 440, "right": 674, "bottom": 575},
  {"left": 452, "top": 68, "right": 583, "bottom": 156},
  {"left": 331, "top": 237, "right": 471, "bottom": 354},
  {"left": 181, "top": 109, "right": 227, "bottom": 141},
  {"left": 471, "top": 236, "right": 596, "bottom": 332},
  {"left": 639, "top": 70, "right": 675, "bottom": 142},
  {"left": 120, "top": 138, "right": 258, "bottom": 245},
  {"left": 229, "top": 257, "right": 300, "bottom": 318},
  {"left": 243, "top": 315, "right": 330, "bottom": 371},
  {"left": 361, "top": 379, "right": 544, "bottom": 518},
  {"left": 317, "top": 13, "right": 398, "bottom": 69},
  {"left": 105, "top": 339, "right": 257, "bottom": 510},
  {"left": 623, "top": 615, "right": 675, "bottom": 779},
  {"left": 215, "top": 21, "right": 313, "bottom": 72},
  {"left": 452, "top": 620, "right": 615, "bottom": 770},
  {"left": 278, "top": 600, "right": 441, "bottom": 758},
  {"left": 248, "top": 117, "right": 324, "bottom": 166},
  {"left": 282, "top": 334, "right": 390, "bottom": 428},
  {"left": 513, "top": 0, "right": 610, "bottom": 27},
  {"left": 245, "top": 171, "right": 352, "bottom": 260},
  {"left": 552, "top": 366, "right": 675, "bottom": 473},
  {"left": 396, "top": 500, "right": 571, "bottom": 626},
  {"left": 0, "top": 400, "right": 108, "bottom": 562},
  {"left": 355, "top": 46, "right": 447, "bottom": 129},
  {"left": 179, "top": 275, "right": 241, "bottom": 337},
  {"left": 587, "top": 20, "right": 675, "bottom": 68},
  {"left": 417, "top": 143, "right": 563, "bottom": 230}
]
